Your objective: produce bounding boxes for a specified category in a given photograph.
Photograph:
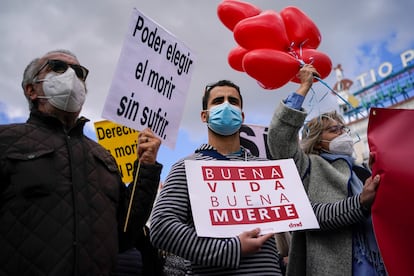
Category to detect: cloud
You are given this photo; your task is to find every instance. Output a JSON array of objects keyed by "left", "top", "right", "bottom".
[{"left": 1, "top": 0, "right": 413, "bottom": 179}]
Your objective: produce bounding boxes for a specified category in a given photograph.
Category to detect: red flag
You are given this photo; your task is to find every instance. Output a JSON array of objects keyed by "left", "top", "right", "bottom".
[{"left": 368, "top": 107, "right": 414, "bottom": 276}]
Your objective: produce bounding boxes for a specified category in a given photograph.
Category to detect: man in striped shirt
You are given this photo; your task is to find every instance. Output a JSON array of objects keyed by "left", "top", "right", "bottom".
[{"left": 150, "top": 80, "right": 283, "bottom": 275}]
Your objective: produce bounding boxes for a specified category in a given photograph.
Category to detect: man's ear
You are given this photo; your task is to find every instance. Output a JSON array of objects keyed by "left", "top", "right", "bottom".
[
  {"left": 201, "top": 110, "right": 207, "bottom": 123},
  {"left": 24, "top": 83, "right": 37, "bottom": 100}
]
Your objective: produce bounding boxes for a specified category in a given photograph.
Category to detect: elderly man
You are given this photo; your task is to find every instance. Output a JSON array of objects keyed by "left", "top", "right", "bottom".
[{"left": 0, "top": 49, "right": 162, "bottom": 275}]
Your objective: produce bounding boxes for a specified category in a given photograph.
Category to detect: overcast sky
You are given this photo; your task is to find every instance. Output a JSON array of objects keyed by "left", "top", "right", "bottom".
[{"left": 1, "top": 0, "right": 413, "bottom": 180}]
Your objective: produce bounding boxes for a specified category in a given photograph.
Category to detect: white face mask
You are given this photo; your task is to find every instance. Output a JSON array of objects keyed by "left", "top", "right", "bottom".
[
  {"left": 36, "top": 68, "right": 86, "bottom": 112},
  {"left": 327, "top": 132, "right": 355, "bottom": 156}
]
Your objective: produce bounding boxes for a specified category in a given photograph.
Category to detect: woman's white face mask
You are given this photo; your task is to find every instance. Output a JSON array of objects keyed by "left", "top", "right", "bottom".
[
  {"left": 36, "top": 68, "right": 86, "bottom": 112},
  {"left": 326, "top": 132, "right": 355, "bottom": 156}
]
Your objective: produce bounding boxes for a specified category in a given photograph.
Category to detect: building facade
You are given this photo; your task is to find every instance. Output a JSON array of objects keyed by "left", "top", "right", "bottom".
[{"left": 333, "top": 49, "right": 414, "bottom": 164}]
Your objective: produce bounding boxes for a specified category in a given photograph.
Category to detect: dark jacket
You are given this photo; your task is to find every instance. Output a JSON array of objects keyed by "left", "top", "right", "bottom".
[{"left": 0, "top": 111, "right": 162, "bottom": 276}]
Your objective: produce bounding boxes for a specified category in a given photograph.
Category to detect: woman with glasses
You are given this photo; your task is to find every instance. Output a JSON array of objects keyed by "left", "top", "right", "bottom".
[{"left": 267, "top": 64, "right": 387, "bottom": 276}]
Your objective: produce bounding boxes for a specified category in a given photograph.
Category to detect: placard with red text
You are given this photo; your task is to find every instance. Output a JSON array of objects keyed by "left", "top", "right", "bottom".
[{"left": 185, "top": 159, "right": 319, "bottom": 237}]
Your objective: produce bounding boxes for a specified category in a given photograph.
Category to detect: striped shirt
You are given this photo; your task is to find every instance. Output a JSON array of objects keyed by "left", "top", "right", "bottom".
[{"left": 150, "top": 144, "right": 282, "bottom": 275}]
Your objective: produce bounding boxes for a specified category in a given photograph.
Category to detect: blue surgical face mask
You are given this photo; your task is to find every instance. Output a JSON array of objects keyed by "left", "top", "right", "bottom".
[{"left": 207, "top": 102, "right": 243, "bottom": 136}]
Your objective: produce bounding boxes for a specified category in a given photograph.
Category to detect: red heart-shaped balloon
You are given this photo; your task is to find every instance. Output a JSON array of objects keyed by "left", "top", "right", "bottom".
[
  {"left": 217, "top": 0, "right": 261, "bottom": 31},
  {"left": 243, "top": 49, "right": 299, "bottom": 89},
  {"left": 290, "top": 48, "right": 332, "bottom": 83},
  {"left": 281, "top": 6, "right": 321, "bottom": 49},
  {"left": 228, "top": 46, "right": 249, "bottom": 72},
  {"left": 234, "top": 10, "right": 290, "bottom": 51}
]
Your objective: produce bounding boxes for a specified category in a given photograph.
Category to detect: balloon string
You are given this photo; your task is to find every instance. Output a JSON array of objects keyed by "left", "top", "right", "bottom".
[
  {"left": 314, "top": 76, "right": 352, "bottom": 107},
  {"left": 314, "top": 76, "right": 365, "bottom": 118},
  {"left": 293, "top": 56, "right": 365, "bottom": 119},
  {"left": 305, "top": 86, "right": 325, "bottom": 116}
]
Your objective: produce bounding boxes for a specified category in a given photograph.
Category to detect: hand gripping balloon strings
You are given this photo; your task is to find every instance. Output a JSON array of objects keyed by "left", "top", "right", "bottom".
[
  {"left": 295, "top": 57, "right": 330, "bottom": 114},
  {"left": 295, "top": 57, "right": 365, "bottom": 118},
  {"left": 123, "top": 143, "right": 141, "bottom": 232}
]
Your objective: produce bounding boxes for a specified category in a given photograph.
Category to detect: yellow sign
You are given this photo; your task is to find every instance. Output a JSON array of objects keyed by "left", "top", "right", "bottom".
[{"left": 94, "top": 120, "right": 139, "bottom": 184}]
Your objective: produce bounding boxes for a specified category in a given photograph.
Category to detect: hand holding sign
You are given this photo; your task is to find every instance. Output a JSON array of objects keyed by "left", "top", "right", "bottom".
[
  {"left": 239, "top": 228, "right": 275, "bottom": 255},
  {"left": 137, "top": 128, "right": 161, "bottom": 165}
]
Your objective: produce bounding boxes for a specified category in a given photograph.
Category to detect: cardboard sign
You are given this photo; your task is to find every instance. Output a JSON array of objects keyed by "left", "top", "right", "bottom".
[
  {"left": 185, "top": 159, "right": 319, "bottom": 238},
  {"left": 102, "top": 8, "right": 196, "bottom": 149},
  {"left": 368, "top": 107, "right": 414, "bottom": 276},
  {"left": 94, "top": 120, "right": 139, "bottom": 184}
]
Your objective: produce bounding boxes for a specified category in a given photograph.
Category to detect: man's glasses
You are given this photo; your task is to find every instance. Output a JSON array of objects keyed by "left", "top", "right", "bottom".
[
  {"left": 34, "top": 59, "right": 89, "bottom": 81},
  {"left": 324, "top": 124, "right": 350, "bottom": 134}
]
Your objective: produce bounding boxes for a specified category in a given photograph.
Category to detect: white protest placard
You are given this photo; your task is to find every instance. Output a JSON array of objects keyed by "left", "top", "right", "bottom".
[
  {"left": 102, "top": 8, "right": 196, "bottom": 149},
  {"left": 185, "top": 159, "right": 319, "bottom": 238}
]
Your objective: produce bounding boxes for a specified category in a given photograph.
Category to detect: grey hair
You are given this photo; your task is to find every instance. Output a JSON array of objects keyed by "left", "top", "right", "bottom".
[
  {"left": 21, "top": 49, "right": 79, "bottom": 110},
  {"left": 300, "top": 110, "right": 345, "bottom": 154}
]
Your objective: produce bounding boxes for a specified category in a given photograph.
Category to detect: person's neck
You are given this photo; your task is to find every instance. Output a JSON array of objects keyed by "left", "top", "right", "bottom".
[
  {"left": 59, "top": 114, "right": 78, "bottom": 130},
  {"left": 38, "top": 105, "right": 79, "bottom": 130},
  {"left": 208, "top": 131, "right": 241, "bottom": 155}
]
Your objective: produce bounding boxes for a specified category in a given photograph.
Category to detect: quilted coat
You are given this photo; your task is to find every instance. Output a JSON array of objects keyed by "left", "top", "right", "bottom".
[{"left": 0, "top": 111, "right": 161, "bottom": 276}]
